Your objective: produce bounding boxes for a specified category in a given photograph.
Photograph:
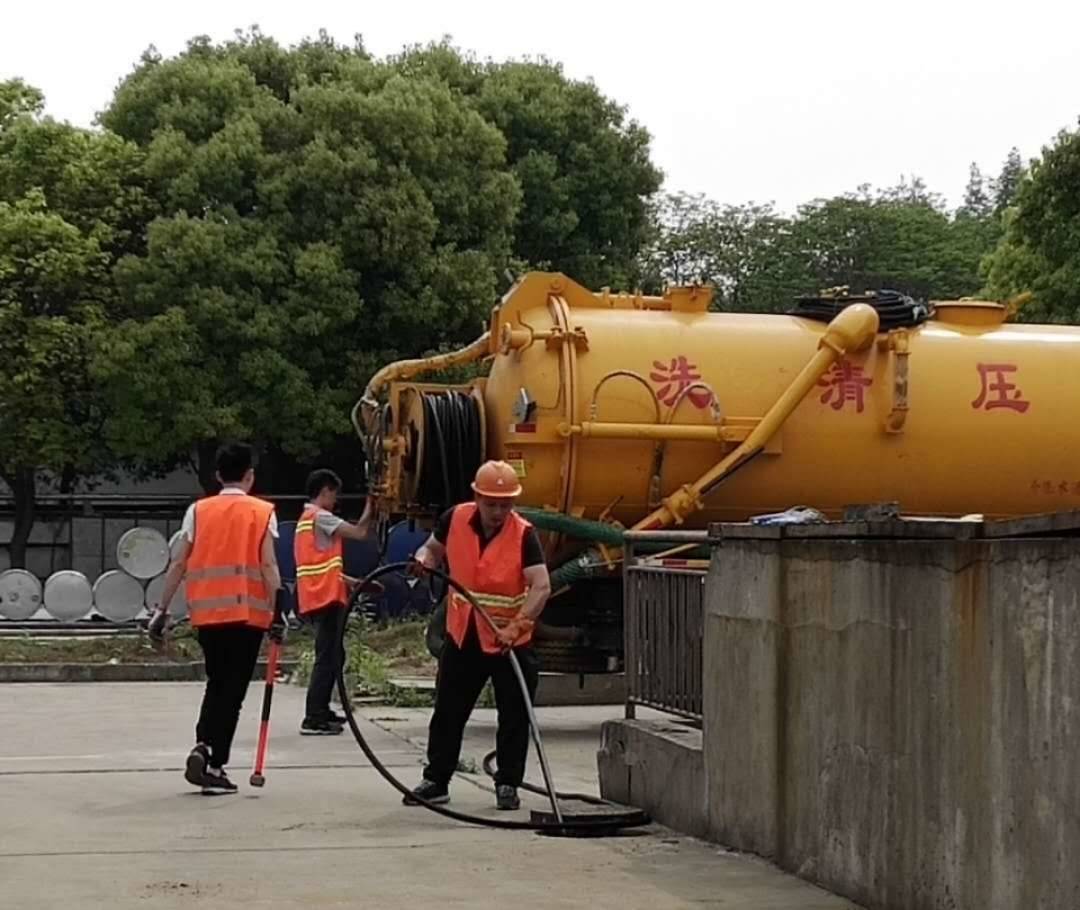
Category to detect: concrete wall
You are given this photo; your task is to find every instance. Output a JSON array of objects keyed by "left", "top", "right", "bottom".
[
  {"left": 706, "top": 531, "right": 1080, "bottom": 910},
  {"left": 597, "top": 717, "right": 709, "bottom": 840}
]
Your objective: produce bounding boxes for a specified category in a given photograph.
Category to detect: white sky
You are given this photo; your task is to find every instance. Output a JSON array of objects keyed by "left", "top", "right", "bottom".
[{"left": 3, "top": 0, "right": 1079, "bottom": 212}]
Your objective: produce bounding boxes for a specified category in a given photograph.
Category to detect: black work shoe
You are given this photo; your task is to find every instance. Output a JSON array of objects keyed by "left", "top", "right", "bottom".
[
  {"left": 300, "top": 717, "right": 344, "bottom": 736},
  {"left": 496, "top": 784, "right": 521, "bottom": 811},
  {"left": 327, "top": 709, "right": 350, "bottom": 725},
  {"left": 184, "top": 745, "right": 211, "bottom": 788},
  {"left": 202, "top": 769, "right": 238, "bottom": 793},
  {"left": 403, "top": 779, "right": 450, "bottom": 806}
]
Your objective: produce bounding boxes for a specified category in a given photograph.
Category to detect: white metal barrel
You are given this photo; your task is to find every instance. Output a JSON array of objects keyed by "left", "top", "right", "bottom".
[
  {"left": 144, "top": 573, "right": 188, "bottom": 620},
  {"left": 43, "top": 570, "right": 93, "bottom": 621},
  {"left": 0, "top": 569, "right": 43, "bottom": 621},
  {"left": 116, "top": 527, "right": 169, "bottom": 580},
  {"left": 168, "top": 529, "right": 186, "bottom": 560},
  {"left": 92, "top": 570, "right": 145, "bottom": 623}
]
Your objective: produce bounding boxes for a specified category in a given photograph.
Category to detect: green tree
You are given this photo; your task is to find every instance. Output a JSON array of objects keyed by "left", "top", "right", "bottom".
[
  {"left": 393, "top": 43, "right": 663, "bottom": 289},
  {"left": 958, "top": 163, "right": 993, "bottom": 219},
  {"left": 983, "top": 128, "right": 1080, "bottom": 321},
  {"left": 640, "top": 193, "right": 806, "bottom": 311},
  {"left": 0, "top": 79, "right": 44, "bottom": 129},
  {"left": 97, "top": 32, "right": 521, "bottom": 489},
  {"left": 0, "top": 84, "right": 148, "bottom": 566},
  {"left": 0, "top": 193, "right": 109, "bottom": 567},
  {"left": 993, "top": 146, "right": 1025, "bottom": 215},
  {"left": 790, "top": 183, "right": 986, "bottom": 301}
]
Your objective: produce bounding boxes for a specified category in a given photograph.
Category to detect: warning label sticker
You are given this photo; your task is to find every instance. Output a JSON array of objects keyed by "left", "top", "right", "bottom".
[{"left": 505, "top": 449, "right": 527, "bottom": 479}]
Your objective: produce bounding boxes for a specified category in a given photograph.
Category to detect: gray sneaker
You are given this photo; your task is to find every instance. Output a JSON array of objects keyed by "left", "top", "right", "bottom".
[
  {"left": 403, "top": 779, "right": 450, "bottom": 806},
  {"left": 184, "top": 745, "right": 211, "bottom": 788},
  {"left": 496, "top": 784, "right": 520, "bottom": 811}
]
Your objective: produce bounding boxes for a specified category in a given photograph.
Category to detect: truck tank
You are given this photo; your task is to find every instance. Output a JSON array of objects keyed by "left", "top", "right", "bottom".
[
  {"left": 359, "top": 272, "right": 1079, "bottom": 529},
  {"left": 358, "top": 272, "right": 1080, "bottom": 673}
]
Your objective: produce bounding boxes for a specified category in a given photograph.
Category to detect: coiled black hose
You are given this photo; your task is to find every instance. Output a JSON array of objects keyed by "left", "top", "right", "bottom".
[
  {"left": 416, "top": 391, "right": 484, "bottom": 511},
  {"left": 791, "top": 289, "right": 932, "bottom": 330},
  {"left": 335, "top": 562, "right": 650, "bottom": 835}
]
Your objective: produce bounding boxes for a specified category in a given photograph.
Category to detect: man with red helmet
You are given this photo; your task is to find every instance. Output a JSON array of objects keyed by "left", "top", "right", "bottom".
[{"left": 403, "top": 460, "right": 551, "bottom": 811}]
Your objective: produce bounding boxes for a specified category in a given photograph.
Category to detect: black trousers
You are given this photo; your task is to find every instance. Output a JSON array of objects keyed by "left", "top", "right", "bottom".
[
  {"left": 305, "top": 603, "right": 346, "bottom": 721},
  {"left": 195, "top": 624, "right": 264, "bottom": 769},
  {"left": 424, "top": 622, "right": 539, "bottom": 788}
]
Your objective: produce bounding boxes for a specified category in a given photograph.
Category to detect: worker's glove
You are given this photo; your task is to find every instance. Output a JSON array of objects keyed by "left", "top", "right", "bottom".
[
  {"left": 495, "top": 618, "right": 534, "bottom": 650},
  {"left": 406, "top": 557, "right": 432, "bottom": 577},
  {"left": 268, "top": 620, "right": 286, "bottom": 644},
  {"left": 146, "top": 608, "right": 169, "bottom": 645}
]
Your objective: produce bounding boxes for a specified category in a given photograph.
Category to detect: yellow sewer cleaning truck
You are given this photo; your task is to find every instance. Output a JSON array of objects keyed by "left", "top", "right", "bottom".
[{"left": 355, "top": 272, "right": 1080, "bottom": 670}]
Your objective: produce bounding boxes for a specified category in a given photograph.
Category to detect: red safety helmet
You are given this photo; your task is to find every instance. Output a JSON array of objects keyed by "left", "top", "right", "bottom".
[{"left": 471, "top": 460, "right": 523, "bottom": 498}]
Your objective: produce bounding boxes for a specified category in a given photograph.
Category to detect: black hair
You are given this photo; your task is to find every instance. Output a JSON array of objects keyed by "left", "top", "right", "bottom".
[
  {"left": 306, "top": 468, "right": 342, "bottom": 501},
  {"left": 216, "top": 442, "right": 254, "bottom": 484}
]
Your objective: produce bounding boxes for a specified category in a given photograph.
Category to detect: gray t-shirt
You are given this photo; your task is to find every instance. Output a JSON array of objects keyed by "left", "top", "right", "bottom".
[{"left": 304, "top": 503, "right": 345, "bottom": 552}]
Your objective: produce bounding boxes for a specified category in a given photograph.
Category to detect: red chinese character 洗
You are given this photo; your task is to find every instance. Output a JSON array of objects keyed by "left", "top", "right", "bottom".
[
  {"left": 649, "top": 356, "right": 713, "bottom": 408},
  {"left": 972, "top": 363, "right": 1030, "bottom": 413},
  {"left": 817, "top": 360, "right": 873, "bottom": 413}
]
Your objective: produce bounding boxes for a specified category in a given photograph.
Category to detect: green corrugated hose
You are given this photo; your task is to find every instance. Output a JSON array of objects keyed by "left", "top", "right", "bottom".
[
  {"left": 516, "top": 508, "right": 626, "bottom": 546},
  {"left": 516, "top": 508, "right": 708, "bottom": 588}
]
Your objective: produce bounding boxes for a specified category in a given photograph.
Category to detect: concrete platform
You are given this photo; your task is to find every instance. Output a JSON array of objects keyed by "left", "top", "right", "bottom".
[
  {"left": 0, "top": 683, "right": 858, "bottom": 909},
  {"left": 388, "top": 671, "right": 626, "bottom": 706}
]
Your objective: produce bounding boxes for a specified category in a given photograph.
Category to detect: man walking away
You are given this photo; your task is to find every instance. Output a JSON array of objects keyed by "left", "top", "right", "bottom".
[
  {"left": 153, "top": 442, "right": 281, "bottom": 793},
  {"left": 295, "top": 469, "right": 374, "bottom": 735},
  {"left": 404, "top": 460, "right": 551, "bottom": 810}
]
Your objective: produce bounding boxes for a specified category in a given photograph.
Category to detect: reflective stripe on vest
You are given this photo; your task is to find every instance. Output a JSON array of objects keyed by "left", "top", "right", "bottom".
[
  {"left": 185, "top": 494, "right": 275, "bottom": 630},
  {"left": 444, "top": 503, "right": 532, "bottom": 655},
  {"left": 294, "top": 507, "right": 346, "bottom": 614}
]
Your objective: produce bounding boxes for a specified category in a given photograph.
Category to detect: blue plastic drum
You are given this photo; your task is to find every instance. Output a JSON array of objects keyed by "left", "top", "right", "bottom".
[
  {"left": 275, "top": 520, "right": 297, "bottom": 583},
  {"left": 343, "top": 536, "right": 379, "bottom": 579},
  {"left": 373, "top": 521, "right": 440, "bottom": 620},
  {"left": 386, "top": 520, "right": 430, "bottom": 564}
]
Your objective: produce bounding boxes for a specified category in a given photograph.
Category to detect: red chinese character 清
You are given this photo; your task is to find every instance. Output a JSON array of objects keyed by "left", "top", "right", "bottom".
[
  {"left": 817, "top": 360, "right": 873, "bottom": 413},
  {"left": 971, "top": 363, "right": 1030, "bottom": 413},
  {"left": 650, "top": 356, "right": 713, "bottom": 408}
]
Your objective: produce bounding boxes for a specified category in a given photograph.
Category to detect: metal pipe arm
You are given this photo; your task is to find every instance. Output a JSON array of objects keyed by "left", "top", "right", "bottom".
[{"left": 633, "top": 303, "right": 881, "bottom": 530}]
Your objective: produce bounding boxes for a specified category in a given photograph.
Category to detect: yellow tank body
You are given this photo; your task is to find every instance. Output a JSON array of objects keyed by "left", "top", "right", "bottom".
[{"left": 465, "top": 273, "right": 1077, "bottom": 527}]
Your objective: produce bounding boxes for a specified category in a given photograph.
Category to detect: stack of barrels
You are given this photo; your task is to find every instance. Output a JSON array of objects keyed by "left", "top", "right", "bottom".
[{"left": 0, "top": 528, "right": 186, "bottom": 623}]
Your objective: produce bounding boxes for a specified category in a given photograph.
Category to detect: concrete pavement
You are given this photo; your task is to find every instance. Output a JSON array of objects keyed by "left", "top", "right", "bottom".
[{"left": 0, "top": 683, "right": 858, "bottom": 909}]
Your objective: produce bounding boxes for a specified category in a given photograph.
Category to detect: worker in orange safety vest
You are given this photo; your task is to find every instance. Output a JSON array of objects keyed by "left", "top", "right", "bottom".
[
  {"left": 294, "top": 469, "right": 374, "bottom": 735},
  {"left": 150, "top": 442, "right": 281, "bottom": 793},
  {"left": 402, "top": 460, "right": 551, "bottom": 811}
]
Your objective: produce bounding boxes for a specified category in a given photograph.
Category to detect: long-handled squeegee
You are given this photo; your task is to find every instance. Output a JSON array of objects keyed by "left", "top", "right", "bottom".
[{"left": 335, "top": 562, "right": 650, "bottom": 837}]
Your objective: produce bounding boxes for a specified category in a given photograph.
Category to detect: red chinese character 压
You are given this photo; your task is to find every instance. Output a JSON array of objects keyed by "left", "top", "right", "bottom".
[
  {"left": 817, "top": 360, "right": 873, "bottom": 413},
  {"left": 650, "top": 356, "right": 713, "bottom": 408},
  {"left": 971, "top": 363, "right": 1030, "bottom": 413}
]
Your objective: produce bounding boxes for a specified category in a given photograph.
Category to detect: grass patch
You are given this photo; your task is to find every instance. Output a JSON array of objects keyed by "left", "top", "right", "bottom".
[
  {"left": 0, "top": 624, "right": 312, "bottom": 665},
  {"left": 294, "top": 616, "right": 437, "bottom": 707},
  {"left": 0, "top": 628, "right": 202, "bottom": 664}
]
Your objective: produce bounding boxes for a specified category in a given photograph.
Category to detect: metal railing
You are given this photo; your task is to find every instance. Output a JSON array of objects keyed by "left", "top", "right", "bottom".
[{"left": 623, "top": 531, "right": 710, "bottom": 723}]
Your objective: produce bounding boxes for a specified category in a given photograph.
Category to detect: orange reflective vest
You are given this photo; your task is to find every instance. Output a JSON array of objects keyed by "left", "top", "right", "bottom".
[
  {"left": 445, "top": 503, "right": 532, "bottom": 655},
  {"left": 186, "top": 494, "right": 275, "bottom": 630},
  {"left": 294, "top": 506, "right": 346, "bottom": 614}
]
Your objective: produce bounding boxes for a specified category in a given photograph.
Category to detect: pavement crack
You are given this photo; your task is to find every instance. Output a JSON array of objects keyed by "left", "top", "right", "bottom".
[{"left": 0, "top": 841, "right": 469, "bottom": 860}]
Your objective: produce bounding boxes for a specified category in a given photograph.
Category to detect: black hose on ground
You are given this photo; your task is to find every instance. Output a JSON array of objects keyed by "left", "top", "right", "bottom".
[
  {"left": 334, "top": 562, "right": 650, "bottom": 835},
  {"left": 481, "top": 750, "right": 610, "bottom": 807}
]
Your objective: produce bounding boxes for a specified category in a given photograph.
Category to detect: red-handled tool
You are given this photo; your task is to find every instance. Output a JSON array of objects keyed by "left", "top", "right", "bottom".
[{"left": 249, "top": 636, "right": 281, "bottom": 788}]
